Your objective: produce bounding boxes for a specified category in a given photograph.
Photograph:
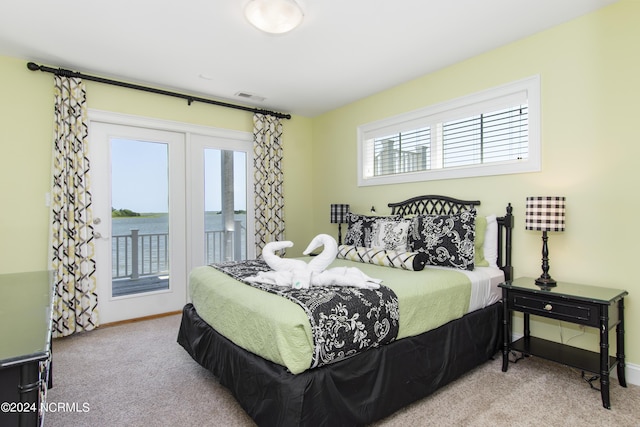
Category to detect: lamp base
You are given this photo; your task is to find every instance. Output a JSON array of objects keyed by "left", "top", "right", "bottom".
[{"left": 535, "top": 276, "right": 557, "bottom": 288}]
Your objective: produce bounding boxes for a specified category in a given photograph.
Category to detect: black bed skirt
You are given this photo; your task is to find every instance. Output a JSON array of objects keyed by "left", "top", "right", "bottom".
[{"left": 177, "top": 302, "right": 502, "bottom": 427}]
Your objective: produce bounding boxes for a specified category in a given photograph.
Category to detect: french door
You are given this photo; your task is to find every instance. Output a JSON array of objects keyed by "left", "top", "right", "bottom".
[
  {"left": 89, "top": 111, "right": 254, "bottom": 324},
  {"left": 91, "top": 121, "right": 187, "bottom": 323},
  {"left": 188, "top": 133, "right": 255, "bottom": 270}
]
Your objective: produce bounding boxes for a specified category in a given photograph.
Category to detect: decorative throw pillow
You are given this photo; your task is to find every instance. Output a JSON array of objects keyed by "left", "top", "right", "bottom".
[
  {"left": 337, "top": 245, "right": 427, "bottom": 271},
  {"left": 370, "top": 218, "right": 411, "bottom": 251},
  {"left": 407, "top": 209, "right": 477, "bottom": 270},
  {"left": 343, "top": 213, "right": 399, "bottom": 248}
]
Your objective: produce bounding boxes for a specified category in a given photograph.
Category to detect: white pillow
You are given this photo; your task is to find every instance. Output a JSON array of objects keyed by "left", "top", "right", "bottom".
[
  {"left": 483, "top": 215, "right": 498, "bottom": 268},
  {"left": 371, "top": 219, "right": 411, "bottom": 251}
]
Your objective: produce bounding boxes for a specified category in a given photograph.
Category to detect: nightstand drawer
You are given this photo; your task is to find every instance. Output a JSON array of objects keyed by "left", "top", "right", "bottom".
[{"left": 510, "top": 293, "right": 598, "bottom": 327}]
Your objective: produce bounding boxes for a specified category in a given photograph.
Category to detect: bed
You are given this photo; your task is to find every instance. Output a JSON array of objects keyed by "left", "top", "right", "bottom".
[{"left": 178, "top": 195, "right": 514, "bottom": 426}]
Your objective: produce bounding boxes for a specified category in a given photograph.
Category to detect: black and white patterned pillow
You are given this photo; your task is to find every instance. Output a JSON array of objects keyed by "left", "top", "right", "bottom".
[
  {"left": 337, "top": 245, "right": 427, "bottom": 271},
  {"left": 343, "top": 213, "right": 399, "bottom": 247},
  {"left": 370, "top": 219, "right": 411, "bottom": 251},
  {"left": 407, "top": 209, "right": 477, "bottom": 270}
]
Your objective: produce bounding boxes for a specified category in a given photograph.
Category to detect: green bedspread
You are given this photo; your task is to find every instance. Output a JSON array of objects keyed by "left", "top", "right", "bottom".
[{"left": 189, "top": 257, "right": 471, "bottom": 375}]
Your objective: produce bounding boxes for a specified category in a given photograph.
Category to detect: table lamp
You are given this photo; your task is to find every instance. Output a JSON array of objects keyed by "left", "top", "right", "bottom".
[
  {"left": 525, "top": 196, "right": 566, "bottom": 287},
  {"left": 330, "top": 204, "right": 350, "bottom": 245}
]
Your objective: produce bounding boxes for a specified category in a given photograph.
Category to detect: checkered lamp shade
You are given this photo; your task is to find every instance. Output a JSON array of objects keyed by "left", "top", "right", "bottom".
[
  {"left": 525, "top": 196, "right": 566, "bottom": 232},
  {"left": 330, "top": 204, "right": 350, "bottom": 224}
]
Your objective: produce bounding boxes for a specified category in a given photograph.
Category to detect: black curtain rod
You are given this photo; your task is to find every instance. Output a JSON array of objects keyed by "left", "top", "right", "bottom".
[{"left": 27, "top": 62, "right": 291, "bottom": 120}]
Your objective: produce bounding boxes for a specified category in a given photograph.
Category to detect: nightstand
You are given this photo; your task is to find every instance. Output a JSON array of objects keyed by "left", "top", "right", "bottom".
[{"left": 499, "top": 277, "right": 627, "bottom": 409}]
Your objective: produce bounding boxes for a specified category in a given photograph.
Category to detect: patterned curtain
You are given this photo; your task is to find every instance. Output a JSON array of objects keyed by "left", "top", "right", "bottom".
[
  {"left": 50, "top": 75, "right": 99, "bottom": 338},
  {"left": 253, "top": 113, "right": 285, "bottom": 256}
]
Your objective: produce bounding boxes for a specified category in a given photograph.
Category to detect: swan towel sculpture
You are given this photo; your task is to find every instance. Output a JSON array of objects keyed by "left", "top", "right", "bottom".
[{"left": 245, "top": 234, "right": 382, "bottom": 290}]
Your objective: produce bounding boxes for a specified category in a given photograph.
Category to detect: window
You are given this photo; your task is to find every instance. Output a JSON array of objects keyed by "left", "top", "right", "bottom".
[{"left": 358, "top": 76, "right": 540, "bottom": 186}]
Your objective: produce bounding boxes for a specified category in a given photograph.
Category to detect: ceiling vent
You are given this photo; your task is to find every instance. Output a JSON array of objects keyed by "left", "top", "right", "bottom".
[{"left": 235, "top": 91, "right": 266, "bottom": 102}]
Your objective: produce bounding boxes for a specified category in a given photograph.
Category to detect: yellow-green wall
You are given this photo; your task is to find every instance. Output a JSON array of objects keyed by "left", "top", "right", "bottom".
[
  {"left": 1, "top": 1, "right": 638, "bottom": 368},
  {"left": 0, "top": 54, "right": 314, "bottom": 274},
  {"left": 311, "top": 0, "right": 639, "bottom": 368}
]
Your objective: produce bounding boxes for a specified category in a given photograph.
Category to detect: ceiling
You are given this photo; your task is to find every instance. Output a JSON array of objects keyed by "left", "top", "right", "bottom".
[{"left": 0, "top": 0, "right": 618, "bottom": 117}]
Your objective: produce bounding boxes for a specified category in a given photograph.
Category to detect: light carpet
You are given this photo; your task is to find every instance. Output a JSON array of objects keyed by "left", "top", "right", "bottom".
[{"left": 45, "top": 314, "right": 639, "bottom": 426}]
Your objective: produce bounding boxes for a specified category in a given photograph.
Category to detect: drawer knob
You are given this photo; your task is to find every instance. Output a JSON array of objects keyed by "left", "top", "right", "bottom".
[{"left": 544, "top": 304, "right": 553, "bottom": 311}]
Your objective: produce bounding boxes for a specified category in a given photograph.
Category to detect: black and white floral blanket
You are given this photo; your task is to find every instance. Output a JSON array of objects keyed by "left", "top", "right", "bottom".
[{"left": 210, "top": 259, "right": 399, "bottom": 369}]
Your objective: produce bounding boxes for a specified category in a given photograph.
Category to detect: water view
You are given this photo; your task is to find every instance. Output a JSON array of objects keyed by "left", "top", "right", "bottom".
[
  {"left": 112, "top": 212, "right": 248, "bottom": 236},
  {"left": 111, "top": 212, "right": 247, "bottom": 278},
  {"left": 108, "top": 139, "right": 249, "bottom": 297}
]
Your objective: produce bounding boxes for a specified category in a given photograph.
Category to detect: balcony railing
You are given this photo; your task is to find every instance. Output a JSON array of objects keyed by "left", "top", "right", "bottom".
[{"left": 112, "top": 220, "right": 245, "bottom": 280}]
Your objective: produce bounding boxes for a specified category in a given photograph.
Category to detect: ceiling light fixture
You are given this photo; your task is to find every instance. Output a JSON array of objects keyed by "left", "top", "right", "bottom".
[{"left": 244, "top": 0, "right": 304, "bottom": 34}]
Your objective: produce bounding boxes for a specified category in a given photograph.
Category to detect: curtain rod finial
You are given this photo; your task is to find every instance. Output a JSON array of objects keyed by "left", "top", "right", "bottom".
[{"left": 27, "top": 62, "right": 41, "bottom": 71}]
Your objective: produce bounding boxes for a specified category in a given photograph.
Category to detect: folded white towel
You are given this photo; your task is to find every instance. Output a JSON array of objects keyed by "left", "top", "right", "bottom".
[
  {"left": 303, "top": 234, "right": 338, "bottom": 273},
  {"left": 261, "top": 240, "right": 308, "bottom": 272},
  {"left": 247, "top": 235, "right": 381, "bottom": 289},
  {"left": 246, "top": 270, "right": 310, "bottom": 289},
  {"left": 246, "top": 266, "right": 380, "bottom": 290},
  {"left": 311, "top": 267, "right": 381, "bottom": 289}
]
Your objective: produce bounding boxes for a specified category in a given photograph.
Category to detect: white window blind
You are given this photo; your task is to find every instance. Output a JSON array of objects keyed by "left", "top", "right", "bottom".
[
  {"left": 358, "top": 76, "right": 540, "bottom": 186},
  {"left": 442, "top": 105, "right": 528, "bottom": 168},
  {"left": 373, "top": 127, "right": 431, "bottom": 176}
]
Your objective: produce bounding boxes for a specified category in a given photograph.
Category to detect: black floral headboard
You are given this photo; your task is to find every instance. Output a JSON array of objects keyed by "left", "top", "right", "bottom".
[{"left": 387, "top": 195, "right": 514, "bottom": 280}]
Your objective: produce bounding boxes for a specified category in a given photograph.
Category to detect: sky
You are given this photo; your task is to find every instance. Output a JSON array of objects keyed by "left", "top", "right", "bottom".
[{"left": 111, "top": 139, "right": 247, "bottom": 213}]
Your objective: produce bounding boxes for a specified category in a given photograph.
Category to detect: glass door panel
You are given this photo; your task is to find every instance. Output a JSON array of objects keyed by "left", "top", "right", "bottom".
[
  {"left": 189, "top": 132, "right": 254, "bottom": 270},
  {"left": 204, "top": 149, "right": 248, "bottom": 263},
  {"left": 111, "top": 138, "right": 170, "bottom": 297}
]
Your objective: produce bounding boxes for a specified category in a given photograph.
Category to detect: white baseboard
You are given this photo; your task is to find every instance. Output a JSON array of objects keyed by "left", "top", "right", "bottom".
[{"left": 614, "top": 361, "right": 640, "bottom": 386}]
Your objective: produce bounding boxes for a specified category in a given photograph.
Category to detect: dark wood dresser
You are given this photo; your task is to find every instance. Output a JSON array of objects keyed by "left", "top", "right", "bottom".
[{"left": 0, "top": 271, "right": 54, "bottom": 427}]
